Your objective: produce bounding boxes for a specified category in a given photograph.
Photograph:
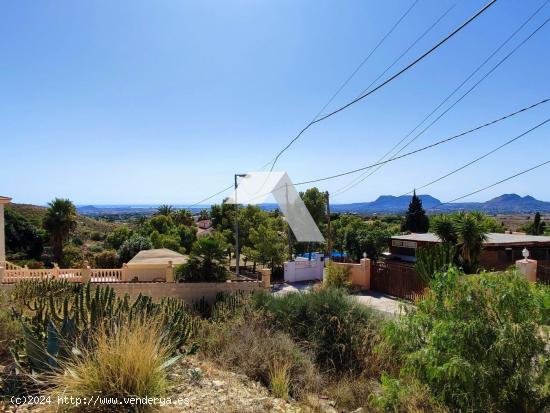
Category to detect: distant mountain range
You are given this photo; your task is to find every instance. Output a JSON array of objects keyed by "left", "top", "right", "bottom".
[
  {"left": 329, "top": 194, "right": 550, "bottom": 214},
  {"left": 75, "top": 194, "right": 550, "bottom": 216}
]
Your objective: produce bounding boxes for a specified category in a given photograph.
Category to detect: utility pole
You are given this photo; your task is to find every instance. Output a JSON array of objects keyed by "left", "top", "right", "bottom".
[
  {"left": 326, "top": 191, "right": 332, "bottom": 261},
  {"left": 286, "top": 183, "right": 293, "bottom": 261},
  {"left": 234, "top": 173, "right": 247, "bottom": 276}
]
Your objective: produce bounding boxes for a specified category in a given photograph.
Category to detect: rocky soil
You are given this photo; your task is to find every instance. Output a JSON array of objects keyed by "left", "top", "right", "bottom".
[{"left": 166, "top": 355, "right": 304, "bottom": 412}]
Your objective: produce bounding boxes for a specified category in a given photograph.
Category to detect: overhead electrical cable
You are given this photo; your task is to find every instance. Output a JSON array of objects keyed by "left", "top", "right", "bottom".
[
  {"left": 334, "top": 0, "right": 550, "bottom": 196},
  {"left": 237, "top": 99, "right": 549, "bottom": 204},
  {"left": 267, "top": 0, "right": 497, "bottom": 173},
  {"left": 255, "top": 0, "right": 422, "bottom": 173},
  {"left": 401, "top": 111, "right": 550, "bottom": 195},
  {"left": 416, "top": 159, "right": 550, "bottom": 212}
]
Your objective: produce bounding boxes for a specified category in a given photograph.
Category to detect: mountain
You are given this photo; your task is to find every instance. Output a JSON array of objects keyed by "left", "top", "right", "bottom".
[
  {"left": 331, "top": 195, "right": 441, "bottom": 214},
  {"left": 330, "top": 193, "right": 550, "bottom": 214},
  {"left": 72, "top": 194, "right": 550, "bottom": 216},
  {"left": 479, "top": 194, "right": 550, "bottom": 213}
]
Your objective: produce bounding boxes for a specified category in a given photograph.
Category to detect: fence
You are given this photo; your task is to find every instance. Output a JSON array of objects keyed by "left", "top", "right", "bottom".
[
  {"left": 91, "top": 268, "right": 123, "bottom": 283},
  {"left": 537, "top": 261, "right": 550, "bottom": 285},
  {"left": 371, "top": 260, "right": 426, "bottom": 301},
  {"left": 2, "top": 266, "right": 82, "bottom": 283},
  {"left": 0, "top": 261, "right": 123, "bottom": 284}
]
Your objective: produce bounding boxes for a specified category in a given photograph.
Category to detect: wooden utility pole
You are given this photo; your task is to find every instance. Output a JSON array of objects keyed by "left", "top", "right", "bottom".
[{"left": 325, "top": 191, "right": 332, "bottom": 260}]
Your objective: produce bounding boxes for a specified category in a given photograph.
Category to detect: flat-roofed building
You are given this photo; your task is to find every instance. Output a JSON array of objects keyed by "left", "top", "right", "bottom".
[{"left": 388, "top": 232, "right": 550, "bottom": 270}]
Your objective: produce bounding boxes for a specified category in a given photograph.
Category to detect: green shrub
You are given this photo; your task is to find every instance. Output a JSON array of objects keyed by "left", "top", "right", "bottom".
[
  {"left": 62, "top": 244, "right": 84, "bottom": 267},
  {"left": 251, "top": 288, "right": 377, "bottom": 372},
  {"left": 117, "top": 234, "right": 152, "bottom": 265},
  {"left": 86, "top": 243, "right": 103, "bottom": 254},
  {"left": 369, "top": 374, "right": 448, "bottom": 413},
  {"left": 383, "top": 268, "right": 550, "bottom": 412},
  {"left": 89, "top": 231, "right": 104, "bottom": 241},
  {"left": 323, "top": 261, "right": 351, "bottom": 290},
  {"left": 92, "top": 250, "right": 118, "bottom": 269},
  {"left": 199, "top": 316, "right": 320, "bottom": 399}
]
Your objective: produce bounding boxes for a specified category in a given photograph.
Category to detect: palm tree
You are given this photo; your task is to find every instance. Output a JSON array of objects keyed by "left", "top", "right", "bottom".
[
  {"left": 43, "top": 198, "right": 78, "bottom": 264},
  {"left": 432, "top": 214, "right": 458, "bottom": 244},
  {"left": 157, "top": 204, "right": 174, "bottom": 216},
  {"left": 455, "top": 212, "right": 487, "bottom": 273},
  {"left": 173, "top": 209, "right": 194, "bottom": 226}
]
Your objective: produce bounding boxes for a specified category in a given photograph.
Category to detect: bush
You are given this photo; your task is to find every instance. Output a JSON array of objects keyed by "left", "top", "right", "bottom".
[
  {"left": 89, "top": 231, "right": 104, "bottom": 241},
  {"left": 105, "top": 226, "right": 133, "bottom": 250},
  {"left": 62, "top": 244, "right": 84, "bottom": 267},
  {"left": 92, "top": 250, "right": 118, "bottom": 269},
  {"left": 49, "top": 319, "right": 176, "bottom": 411},
  {"left": 251, "top": 288, "right": 377, "bottom": 372},
  {"left": 383, "top": 268, "right": 550, "bottom": 412},
  {"left": 200, "top": 316, "right": 320, "bottom": 399},
  {"left": 369, "top": 374, "right": 448, "bottom": 413},
  {"left": 117, "top": 234, "right": 152, "bottom": 265},
  {"left": 323, "top": 262, "right": 351, "bottom": 290},
  {"left": 86, "top": 243, "right": 103, "bottom": 253}
]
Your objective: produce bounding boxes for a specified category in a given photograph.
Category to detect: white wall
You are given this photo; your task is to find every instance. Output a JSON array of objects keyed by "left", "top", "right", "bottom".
[{"left": 284, "top": 257, "right": 324, "bottom": 282}]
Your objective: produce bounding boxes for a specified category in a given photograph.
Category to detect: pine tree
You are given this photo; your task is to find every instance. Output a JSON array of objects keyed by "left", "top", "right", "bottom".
[
  {"left": 532, "top": 212, "right": 545, "bottom": 235},
  {"left": 403, "top": 190, "right": 429, "bottom": 233}
]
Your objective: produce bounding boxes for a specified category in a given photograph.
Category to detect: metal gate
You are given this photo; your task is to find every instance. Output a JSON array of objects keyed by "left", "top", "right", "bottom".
[
  {"left": 537, "top": 261, "right": 550, "bottom": 285},
  {"left": 371, "top": 260, "right": 426, "bottom": 301}
]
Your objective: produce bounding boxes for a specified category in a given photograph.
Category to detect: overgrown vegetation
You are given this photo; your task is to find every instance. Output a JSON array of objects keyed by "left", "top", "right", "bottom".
[
  {"left": 382, "top": 268, "right": 550, "bottom": 412},
  {"left": 323, "top": 261, "right": 351, "bottom": 290},
  {"left": 250, "top": 288, "right": 377, "bottom": 373}
]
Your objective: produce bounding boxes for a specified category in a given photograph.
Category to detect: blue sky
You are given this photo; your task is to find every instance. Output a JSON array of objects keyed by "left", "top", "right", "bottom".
[{"left": 1, "top": 0, "right": 549, "bottom": 205}]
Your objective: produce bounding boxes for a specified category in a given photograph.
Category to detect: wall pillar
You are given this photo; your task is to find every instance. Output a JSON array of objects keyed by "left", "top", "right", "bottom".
[
  {"left": 516, "top": 258, "right": 537, "bottom": 282},
  {"left": 359, "top": 258, "right": 372, "bottom": 290},
  {"left": 0, "top": 196, "right": 12, "bottom": 265},
  {"left": 260, "top": 267, "right": 271, "bottom": 288},
  {"left": 165, "top": 260, "right": 175, "bottom": 283},
  {"left": 121, "top": 264, "right": 129, "bottom": 282},
  {"left": 81, "top": 261, "right": 91, "bottom": 283}
]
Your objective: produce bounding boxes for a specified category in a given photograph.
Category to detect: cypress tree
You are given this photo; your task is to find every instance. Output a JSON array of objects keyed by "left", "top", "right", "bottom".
[{"left": 403, "top": 190, "right": 429, "bottom": 233}]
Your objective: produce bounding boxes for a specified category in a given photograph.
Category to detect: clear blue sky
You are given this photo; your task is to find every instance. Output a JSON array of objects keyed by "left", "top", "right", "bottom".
[{"left": 2, "top": 0, "right": 549, "bottom": 205}]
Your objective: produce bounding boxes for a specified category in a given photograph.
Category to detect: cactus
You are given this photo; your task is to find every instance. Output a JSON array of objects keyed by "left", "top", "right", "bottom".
[{"left": 11, "top": 280, "right": 199, "bottom": 374}]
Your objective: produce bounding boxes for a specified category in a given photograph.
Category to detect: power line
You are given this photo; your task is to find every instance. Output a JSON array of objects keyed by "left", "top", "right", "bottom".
[
  {"left": 444, "top": 160, "right": 550, "bottom": 204},
  {"left": 239, "top": 98, "right": 548, "bottom": 203},
  {"left": 186, "top": 184, "right": 234, "bottom": 209},
  {"left": 334, "top": 0, "right": 550, "bottom": 195},
  {"left": 312, "top": 0, "right": 421, "bottom": 122},
  {"left": 425, "top": 159, "right": 550, "bottom": 210},
  {"left": 294, "top": 110, "right": 550, "bottom": 186},
  {"left": 401, "top": 113, "right": 550, "bottom": 196},
  {"left": 267, "top": 0, "right": 497, "bottom": 173},
  {"left": 348, "top": 3, "right": 456, "bottom": 109},
  {"left": 254, "top": 0, "right": 423, "bottom": 182}
]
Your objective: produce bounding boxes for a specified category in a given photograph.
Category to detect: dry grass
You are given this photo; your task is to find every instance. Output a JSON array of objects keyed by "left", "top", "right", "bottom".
[
  {"left": 48, "top": 319, "right": 175, "bottom": 412},
  {"left": 267, "top": 360, "right": 290, "bottom": 400},
  {"left": 199, "top": 315, "right": 321, "bottom": 400}
]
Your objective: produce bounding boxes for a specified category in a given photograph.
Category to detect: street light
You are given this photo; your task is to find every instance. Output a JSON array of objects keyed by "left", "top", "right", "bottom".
[{"left": 234, "top": 173, "right": 247, "bottom": 276}]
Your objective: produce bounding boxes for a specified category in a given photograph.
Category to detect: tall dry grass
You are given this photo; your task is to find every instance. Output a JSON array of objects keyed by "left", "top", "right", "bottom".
[{"left": 48, "top": 319, "right": 176, "bottom": 411}]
